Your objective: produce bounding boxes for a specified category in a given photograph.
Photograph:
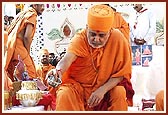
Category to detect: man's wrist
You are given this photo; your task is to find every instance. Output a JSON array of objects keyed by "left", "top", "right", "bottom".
[{"left": 56, "top": 67, "right": 62, "bottom": 74}]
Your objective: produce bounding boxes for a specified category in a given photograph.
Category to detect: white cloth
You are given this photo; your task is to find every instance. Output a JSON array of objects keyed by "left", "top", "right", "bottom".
[
  {"left": 3, "top": 105, "right": 45, "bottom": 112},
  {"left": 130, "top": 7, "right": 156, "bottom": 45}
]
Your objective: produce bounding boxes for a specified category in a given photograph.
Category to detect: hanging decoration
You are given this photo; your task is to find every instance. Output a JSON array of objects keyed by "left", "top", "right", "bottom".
[
  {"left": 51, "top": 4, "right": 56, "bottom": 12},
  {"left": 46, "top": 17, "right": 75, "bottom": 41},
  {"left": 60, "top": 17, "right": 75, "bottom": 39},
  {"left": 45, "top": 3, "right": 94, "bottom": 12}
]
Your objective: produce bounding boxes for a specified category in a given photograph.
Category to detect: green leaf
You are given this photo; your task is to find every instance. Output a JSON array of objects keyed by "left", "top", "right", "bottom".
[{"left": 46, "top": 28, "right": 62, "bottom": 40}]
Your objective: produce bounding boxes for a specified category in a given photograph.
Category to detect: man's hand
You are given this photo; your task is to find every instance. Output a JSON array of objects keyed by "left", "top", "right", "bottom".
[
  {"left": 87, "top": 87, "right": 106, "bottom": 108},
  {"left": 45, "top": 69, "right": 62, "bottom": 87},
  {"left": 134, "top": 38, "right": 146, "bottom": 45},
  {"left": 87, "top": 77, "right": 123, "bottom": 108},
  {"left": 45, "top": 69, "right": 57, "bottom": 80}
]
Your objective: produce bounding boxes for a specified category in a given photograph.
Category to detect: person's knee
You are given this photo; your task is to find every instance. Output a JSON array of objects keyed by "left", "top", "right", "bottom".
[
  {"left": 108, "top": 86, "right": 128, "bottom": 110},
  {"left": 110, "top": 86, "right": 126, "bottom": 99},
  {"left": 57, "top": 86, "right": 72, "bottom": 99}
]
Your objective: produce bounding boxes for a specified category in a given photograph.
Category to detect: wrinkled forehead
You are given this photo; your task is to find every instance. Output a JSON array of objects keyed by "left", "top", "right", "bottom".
[{"left": 88, "top": 27, "right": 109, "bottom": 33}]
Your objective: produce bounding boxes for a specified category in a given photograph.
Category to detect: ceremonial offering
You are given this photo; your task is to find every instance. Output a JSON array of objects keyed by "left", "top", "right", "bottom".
[
  {"left": 21, "top": 81, "right": 38, "bottom": 90},
  {"left": 16, "top": 90, "right": 42, "bottom": 107},
  {"left": 16, "top": 81, "right": 42, "bottom": 107},
  {"left": 47, "top": 75, "right": 62, "bottom": 87}
]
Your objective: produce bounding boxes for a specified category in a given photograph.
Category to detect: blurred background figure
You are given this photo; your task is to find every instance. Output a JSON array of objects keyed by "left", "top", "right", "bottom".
[
  {"left": 35, "top": 49, "right": 56, "bottom": 110},
  {"left": 36, "top": 49, "right": 56, "bottom": 93},
  {"left": 130, "top": 4, "right": 156, "bottom": 45},
  {"left": 4, "top": 4, "right": 45, "bottom": 82},
  {"left": 104, "top": 4, "right": 130, "bottom": 42},
  {"left": 49, "top": 53, "right": 57, "bottom": 67}
]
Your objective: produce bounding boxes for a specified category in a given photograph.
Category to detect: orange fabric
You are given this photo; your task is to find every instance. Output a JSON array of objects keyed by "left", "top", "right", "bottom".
[
  {"left": 155, "top": 90, "right": 164, "bottom": 111},
  {"left": 56, "top": 83, "right": 85, "bottom": 111},
  {"left": 119, "top": 77, "right": 134, "bottom": 106},
  {"left": 36, "top": 64, "right": 56, "bottom": 110},
  {"left": 113, "top": 12, "right": 130, "bottom": 41},
  {"left": 4, "top": 7, "right": 37, "bottom": 81},
  {"left": 36, "top": 64, "right": 56, "bottom": 95},
  {"left": 87, "top": 4, "right": 114, "bottom": 32},
  {"left": 4, "top": 31, "right": 13, "bottom": 91},
  {"left": 4, "top": 70, "right": 13, "bottom": 91},
  {"left": 37, "top": 94, "right": 56, "bottom": 110},
  {"left": 4, "top": 31, "right": 8, "bottom": 55},
  {"left": 56, "top": 28, "right": 133, "bottom": 111},
  {"left": 4, "top": 31, "right": 8, "bottom": 48},
  {"left": 94, "top": 86, "right": 128, "bottom": 111}
]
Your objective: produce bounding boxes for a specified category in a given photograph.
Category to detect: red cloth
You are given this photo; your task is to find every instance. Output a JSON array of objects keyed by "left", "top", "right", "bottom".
[
  {"left": 12, "top": 93, "right": 56, "bottom": 111},
  {"left": 118, "top": 78, "right": 135, "bottom": 101},
  {"left": 37, "top": 93, "right": 56, "bottom": 110},
  {"left": 94, "top": 92, "right": 109, "bottom": 111},
  {"left": 12, "top": 95, "right": 20, "bottom": 106}
]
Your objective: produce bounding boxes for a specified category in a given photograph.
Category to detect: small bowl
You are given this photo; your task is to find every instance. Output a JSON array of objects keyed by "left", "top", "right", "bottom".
[{"left": 16, "top": 90, "right": 42, "bottom": 107}]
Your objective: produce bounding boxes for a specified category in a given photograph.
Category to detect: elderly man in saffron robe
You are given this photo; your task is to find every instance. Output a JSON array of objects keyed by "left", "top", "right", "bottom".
[
  {"left": 4, "top": 4, "right": 45, "bottom": 81},
  {"left": 46, "top": 4, "right": 134, "bottom": 111},
  {"left": 130, "top": 4, "right": 156, "bottom": 45}
]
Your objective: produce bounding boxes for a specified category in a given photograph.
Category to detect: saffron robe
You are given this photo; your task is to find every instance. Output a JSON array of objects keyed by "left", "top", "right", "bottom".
[
  {"left": 36, "top": 64, "right": 56, "bottom": 110},
  {"left": 56, "top": 29, "right": 134, "bottom": 110},
  {"left": 4, "top": 7, "right": 37, "bottom": 81},
  {"left": 113, "top": 12, "right": 130, "bottom": 42},
  {"left": 36, "top": 64, "right": 56, "bottom": 95}
]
